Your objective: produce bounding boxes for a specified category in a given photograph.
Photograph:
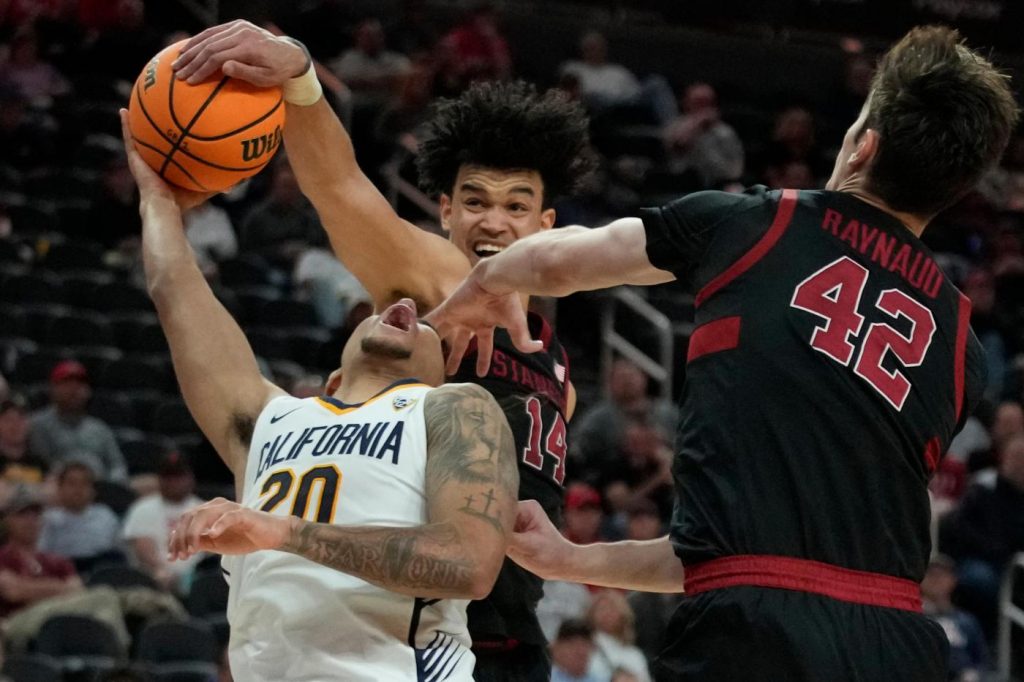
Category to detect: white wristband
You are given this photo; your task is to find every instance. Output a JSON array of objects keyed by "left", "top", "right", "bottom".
[{"left": 283, "top": 62, "right": 322, "bottom": 106}]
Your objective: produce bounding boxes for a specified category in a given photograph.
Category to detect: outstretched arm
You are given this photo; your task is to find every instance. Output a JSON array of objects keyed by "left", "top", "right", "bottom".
[
  {"left": 172, "top": 21, "right": 469, "bottom": 311},
  {"left": 121, "top": 110, "right": 285, "bottom": 479},
  {"left": 170, "top": 384, "right": 519, "bottom": 600},
  {"left": 509, "top": 500, "right": 684, "bottom": 593}
]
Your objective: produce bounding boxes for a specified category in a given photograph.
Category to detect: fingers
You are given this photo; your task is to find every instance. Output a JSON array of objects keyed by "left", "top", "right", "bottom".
[
  {"left": 475, "top": 328, "right": 495, "bottom": 378},
  {"left": 169, "top": 498, "right": 235, "bottom": 560},
  {"left": 508, "top": 313, "right": 543, "bottom": 355},
  {"left": 222, "top": 60, "right": 277, "bottom": 87},
  {"left": 175, "top": 21, "right": 248, "bottom": 74},
  {"left": 445, "top": 331, "right": 471, "bottom": 376},
  {"left": 181, "top": 37, "right": 254, "bottom": 84},
  {"left": 119, "top": 109, "right": 153, "bottom": 184}
]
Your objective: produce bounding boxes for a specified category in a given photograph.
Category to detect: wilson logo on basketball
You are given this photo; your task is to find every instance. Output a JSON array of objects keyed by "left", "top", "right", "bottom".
[
  {"left": 144, "top": 57, "right": 159, "bottom": 91},
  {"left": 240, "top": 126, "right": 282, "bottom": 162}
]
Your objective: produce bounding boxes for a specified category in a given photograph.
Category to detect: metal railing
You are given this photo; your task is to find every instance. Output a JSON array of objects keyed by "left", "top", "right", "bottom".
[
  {"left": 999, "top": 552, "right": 1024, "bottom": 680},
  {"left": 600, "top": 287, "right": 674, "bottom": 401}
]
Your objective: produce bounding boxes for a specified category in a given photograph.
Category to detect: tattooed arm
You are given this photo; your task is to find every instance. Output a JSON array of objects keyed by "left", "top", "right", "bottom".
[{"left": 173, "top": 384, "right": 518, "bottom": 600}]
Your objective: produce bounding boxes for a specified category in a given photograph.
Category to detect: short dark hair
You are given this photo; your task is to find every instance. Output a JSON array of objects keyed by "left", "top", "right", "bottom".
[
  {"left": 555, "top": 618, "right": 593, "bottom": 641},
  {"left": 58, "top": 461, "right": 95, "bottom": 484},
  {"left": 416, "top": 80, "right": 597, "bottom": 205},
  {"left": 864, "top": 26, "right": 1019, "bottom": 216}
]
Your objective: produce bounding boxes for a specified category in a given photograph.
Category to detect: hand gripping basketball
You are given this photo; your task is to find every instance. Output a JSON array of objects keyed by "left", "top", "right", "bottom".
[{"left": 172, "top": 20, "right": 308, "bottom": 87}]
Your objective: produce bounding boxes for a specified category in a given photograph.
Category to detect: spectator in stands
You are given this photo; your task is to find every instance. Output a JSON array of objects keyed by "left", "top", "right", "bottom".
[
  {"left": 373, "top": 54, "right": 434, "bottom": 156},
  {"left": 991, "top": 401, "right": 1024, "bottom": 452},
  {"left": 616, "top": 422, "right": 673, "bottom": 517},
  {"left": 663, "top": 83, "right": 744, "bottom": 188},
  {"left": 437, "top": 2, "right": 512, "bottom": 91},
  {"left": 87, "top": 154, "right": 143, "bottom": 250},
  {"left": 921, "top": 554, "right": 990, "bottom": 682},
  {"left": 184, "top": 200, "right": 238, "bottom": 278},
  {"left": 755, "top": 105, "right": 829, "bottom": 186},
  {"left": 0, "top": 29, "right": 70, "bottom": 106},
  {"left": 551, "top": 619, "right": 602, "bottom": 682},
  {"left": 39, "top": 461, "right": 122, "bottom": 573},
  {"left": 538, "top": 578, "right": 594, "bottom": 643},
  {"left": 0, "top": 394, "right": 47, "bottom": 488},
  {"left": 0, "top": 492, "right": 81, "bottom": 618},
  {"left": 239, "top": 158, "right": 326, "bottom": 269},
  {"left": 559, "top": 30, "right": 676, "bottom": 125},
  {"left": 625, "top": 497, "right": 662, "bottom": 542},
  {"left": 572, "top": 359, "right": 677, "bottom": 477},
  {"left": 28, "top": 361, "right": 128, "bottom": 483},
  {"left": 563, "top": 483, "right": 605, "bottom": 546},
  {"left": 331, "top": 18, "right": 411, "bottom": 111},
  {"left": 964, "top": 269, "right": 1009, "bottom": 401},
  {"left": 940, "top": 433, "right": 1024, "bottom": 634},
  {"left": 386, "top": 0, "right": 440, "bottom": 57},
  {"left": 122, "top": 453, "right": 203, "bottom": 592},
  {"left": 587, "top": 590, "right": 651, "bottom": 682}
]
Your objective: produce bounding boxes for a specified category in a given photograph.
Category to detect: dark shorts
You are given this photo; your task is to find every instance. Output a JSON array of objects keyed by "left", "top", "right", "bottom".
[
  {"left": 653, "top": 586, "right": 948, "bottom": 682},
  {"left": 472, "top": 642, "right": 550, "bottom": 682}
]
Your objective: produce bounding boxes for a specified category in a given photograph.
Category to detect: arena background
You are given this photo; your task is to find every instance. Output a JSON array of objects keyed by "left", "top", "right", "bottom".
[{"left": 1, "top": 0, "right": 1023, "bottom": 680}]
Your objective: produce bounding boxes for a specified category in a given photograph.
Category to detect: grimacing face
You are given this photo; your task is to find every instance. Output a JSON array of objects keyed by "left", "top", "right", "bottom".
[
  {"left": 335, "top": 299, "right": 446, "bottom": 389},
  {"left": 439, "top": 165, "right": 556, "bottom": 266}
]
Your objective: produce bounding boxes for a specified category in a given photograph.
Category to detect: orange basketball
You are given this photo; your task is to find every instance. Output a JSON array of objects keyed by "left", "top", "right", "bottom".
[{"left": 127, "top": 39, "right": 285, "bottom": 192}]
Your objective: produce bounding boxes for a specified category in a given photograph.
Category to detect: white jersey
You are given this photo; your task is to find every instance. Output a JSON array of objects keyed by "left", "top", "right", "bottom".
[{"left": 224, "top": 380, "right": 475, "bottom": 682}]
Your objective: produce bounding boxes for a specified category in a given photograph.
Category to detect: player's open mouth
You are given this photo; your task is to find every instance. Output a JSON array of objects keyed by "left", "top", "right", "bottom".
[
  {"left": 473, "top": 242, "right": 506, "bottom": 258},
  {"left": 380, "top": 300, "right": 417, "bottom": 332}
]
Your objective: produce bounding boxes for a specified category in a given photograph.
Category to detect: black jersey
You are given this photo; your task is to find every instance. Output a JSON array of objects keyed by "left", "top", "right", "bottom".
[
  {"left": 640, "top": 186, "right": 985, "bottom": 583},
  {"left": 452, "top": 312, "right": 571, "bottom": 645}
]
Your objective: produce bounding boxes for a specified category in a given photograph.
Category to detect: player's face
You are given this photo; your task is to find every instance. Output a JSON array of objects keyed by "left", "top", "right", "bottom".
[
  {"left": 440, "top": 165, "right": 556, "bottom": 265},
  {"left": 342, "top": 299, "right": 446, "bottom": 386}
]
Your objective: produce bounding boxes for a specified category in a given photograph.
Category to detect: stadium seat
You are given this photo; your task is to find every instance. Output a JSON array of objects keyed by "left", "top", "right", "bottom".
[
  {"left": 2, "top": 653, "right": 63, "bottom": 682},
  {"left": 218, "top": 255, "right": 275, "bottom": 288},
  {"left": 0, "top": 238, "right": 24, "bottom": 264},
  {"left": 0, "top": 336, "right": 36, "bottom": 379},
  {"left": 288, "top": 327, "right": 333, "bottom": 367},
  {"left": 34, "top": 614, "right": 124, "bottom": 673},
  {"left": 19, "top": 303, "right": 71, "bottom": 341},
  {"left": 246, "top": 327, "right": 291, "bottom": 361},
  {"left": 93, "top": 480, "right": 137, "bottom": 517},
  {"left": 136, "top": 621, "right": 218, "bottom": 666},
  {"left": 186, "top": 570, "right": 229, "bottom": 619},
  {"left": 119, "top": 435, "right": 175, "bottom": 476},
  {"left": 233, "top": 285, "right": 282, "bottom": 324},
  {"left": 45, "top": 312, "right": 114, "bottom": 348},
  {"left": 10, "top": 347, "right": 65, "bottom": 385},
  {"left": 42, "top": 241, "right": 106, "bottom": 272},
  {"left": 96, "top": 357, "right": 171, "bottom": 392},
  {"left": 7, "top": 204, "right": 59, "bottom": 235},
  {"left": 150, "top": 399, "right": 198, "bottom": 438},
  {"left": 59, "top": 271, "right": 116, "bottom": 308},
  {"left": 65, "top": 344, "right": 123, "bottom": 377},
  {"left": 89, "top": 282, "right": 154, "bottom": 314},
  {"left": 87, "top": 565, "right": 158, "bottom": 591},
  {"left": 256, "top": 298, "right": 318, "bottom": 327},
  {"left": 110, "top": 313, "right": 168, "bottom": 355},
  {"left": 89, "top": 390, "right": 135, "bottom": 428},
  {"left": 0, "top": 272, "right": 63, "bottom": 305},
  {"left": 0, "top": 303, "right": 29, "bottom": 339}
]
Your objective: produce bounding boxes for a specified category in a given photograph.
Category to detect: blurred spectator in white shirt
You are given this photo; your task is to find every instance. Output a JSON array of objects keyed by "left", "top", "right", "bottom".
[
  {"left": 331, "top": 18, "right": 411, "bottom": 110},
  {"left": 184, "top": 202, "right": 237, "bottom": 278},
  {"left": 39, "top": 461, "right": 122, "bottom": 573},
  {"left": 664, "top": 83, "right": 744, "bottom": 188}
]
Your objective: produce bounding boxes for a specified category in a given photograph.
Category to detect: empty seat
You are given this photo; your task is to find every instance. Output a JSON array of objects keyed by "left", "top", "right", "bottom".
[
  {"left": 42, "top": 241, "right": 105, "bottom": 271},
  {"left": 45, "top": 312, "right": 114, "bottom": 347},
  {"left": 87, "top": 565, "right": 157, "bottom": 590},
  {"left": 97, "top": 357, "right": 170, "bottom": 391},
  {"left": 59, "top": 271, "right": 115, "bottom": 308},
  {"left": 10, "top": 347, "right": 66, "bottom": 384},
  {"left": 246, "top": 327, "right": 290, "bottom": 361},
  {"left": 34, "top": 614, "right": 124, "bottom": 672},
  {"left": 233, "top": 286, "right": 282, "bottom": 324},
  {"left": 18, "top": 303, "right": 70, "bottom": 341},
  {"left": 7, "top": 204, "right": 59, "bottom": 235},
  {"left": 119, "top": 435, "right": 175, "bottom": 476},
  {"left": 2, "top": 653, "right": 63, "bottom": 682},
  {"left": 0, "top": 336, "right": 36, "bottom": 378},
  {"left": 89, "top": 282, "right": 154, "bottom": 314},
  {"left": 218, "top": 255, "right": 274, "bottom": 288},
  {"left": 288, "top": 327, "right": 333, "bottom": 367},
  {"left": 151, "top": 669, "right": 218, "bottom": 682},
  {"left": 150, "top": 399, "right": 197, "bottom": 438},
  {"left": 0, "top": 272, "right": 63, "bottom": 305},
  {"left": 110, "top": 313, "right": 167, "bottom": 354},
  {"left": 136, "top": 620, "right": 217, "bottom": 666},
  {"left": 186, "top": 570, "right": 229, "bottom": 619},
  {"left": 93, "top": 480, "right": 137, "bottom": 517},
  {"left": 89, "top": 390, "right": 135, "bottom": 428}
]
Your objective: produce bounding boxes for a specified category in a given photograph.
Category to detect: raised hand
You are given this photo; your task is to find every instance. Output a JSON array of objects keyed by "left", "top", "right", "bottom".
[
  {"left": 119, "top": 109, "right": 213, "bottom": 211},
  {"left": 505, "top": 500, "right": 573, "bottom": 579},
  {"left": 169, "top": 498, "right": 292, "bottom": 559},
  {"left": 426, "top": 277, "right": 542, "bottom": 377},
  {"left": 173, "top": 20, "right": 308, "bottom": 86}
]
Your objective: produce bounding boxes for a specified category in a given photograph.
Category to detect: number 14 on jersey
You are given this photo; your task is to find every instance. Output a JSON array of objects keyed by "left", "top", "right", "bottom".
[{"left": 790, "top": 256, "right": 937, "bottom": 411}]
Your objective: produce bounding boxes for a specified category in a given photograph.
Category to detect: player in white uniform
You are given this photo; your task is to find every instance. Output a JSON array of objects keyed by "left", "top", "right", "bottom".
[{"left": 120, "top": 111, "right": 519, "bottom": 681}]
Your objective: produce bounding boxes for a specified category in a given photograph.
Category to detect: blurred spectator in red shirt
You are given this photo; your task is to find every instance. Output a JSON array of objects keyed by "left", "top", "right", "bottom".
[
  {"left": 0, "top": 29, "right": 70, "bottom": 106},
  {"left": 0, "top": 492, "right": 81, "bottom": 618},
  {"left": 563, "top": 483, "right": 604, "bottom": 546},
  {"left": 437, "top": 2, "right": 511, "bottom": 91}
]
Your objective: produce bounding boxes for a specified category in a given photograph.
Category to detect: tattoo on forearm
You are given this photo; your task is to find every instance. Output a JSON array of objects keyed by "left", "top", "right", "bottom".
[
  {"left": 424, "top": 385, "right": 519, "bottom": 533},
  {"left": 282, "top": 522, "right": 474, "bottom": 593}
]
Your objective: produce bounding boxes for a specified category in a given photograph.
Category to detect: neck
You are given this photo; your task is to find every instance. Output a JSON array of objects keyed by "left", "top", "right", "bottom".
[
  {"left": 335, "top": 366, "right": 410, "bottom": 405},
  {"left": 832, "top": 179, "right": 930, "bottom": 237}
]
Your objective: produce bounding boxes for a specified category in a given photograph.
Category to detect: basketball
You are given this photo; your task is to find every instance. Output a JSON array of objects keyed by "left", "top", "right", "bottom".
[{"left": 127, "top": 39, "right": 285, "bottom": 192}]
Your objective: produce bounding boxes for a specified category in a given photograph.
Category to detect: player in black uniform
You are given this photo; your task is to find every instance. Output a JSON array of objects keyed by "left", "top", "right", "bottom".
[
  {"left": 429, "top": 27, "right": 1019, "bottom": 681},
  {"left": 172, "top": 24, "right": 594, "bottom": 680}
]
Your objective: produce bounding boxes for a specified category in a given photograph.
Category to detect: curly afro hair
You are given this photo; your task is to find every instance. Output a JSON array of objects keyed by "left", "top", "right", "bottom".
[{"left": 416, "top": 80, "right": 597, "bottom": 205}]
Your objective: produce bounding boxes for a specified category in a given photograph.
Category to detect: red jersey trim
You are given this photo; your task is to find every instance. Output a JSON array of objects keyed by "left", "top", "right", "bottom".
[
  {"left": 954, "top": 294, "right": 972, "bottom": 422},
  {"left": 695, "top": 188, "right": 799, "bottom": 308},
  {"left": 684, "top": 554, "right": 922, "bottom": 612},
  {"left": 687, "top": 316, "right": 741, "bottom": 362}
]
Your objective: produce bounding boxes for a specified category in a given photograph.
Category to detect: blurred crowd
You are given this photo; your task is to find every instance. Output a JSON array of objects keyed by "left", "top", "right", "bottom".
[{"left": 1, "top": 1, "right": 1023, "bottom": 680}]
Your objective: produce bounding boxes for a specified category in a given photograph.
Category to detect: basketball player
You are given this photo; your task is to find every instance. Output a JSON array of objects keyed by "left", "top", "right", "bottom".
[
  {"left": 428, "top": 27, "right": 1017, "bottom": 681},
  {"left": 119, "top": 110, "right": 519, "bottom": 681},
  {"left": 173, "top": 22, "right": 596, "bottom": 680}
]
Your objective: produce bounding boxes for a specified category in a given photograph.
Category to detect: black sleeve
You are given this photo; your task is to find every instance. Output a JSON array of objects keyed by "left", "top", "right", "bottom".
[{"left": 639, "top": 186, "right": 774, "bottom": 282}]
